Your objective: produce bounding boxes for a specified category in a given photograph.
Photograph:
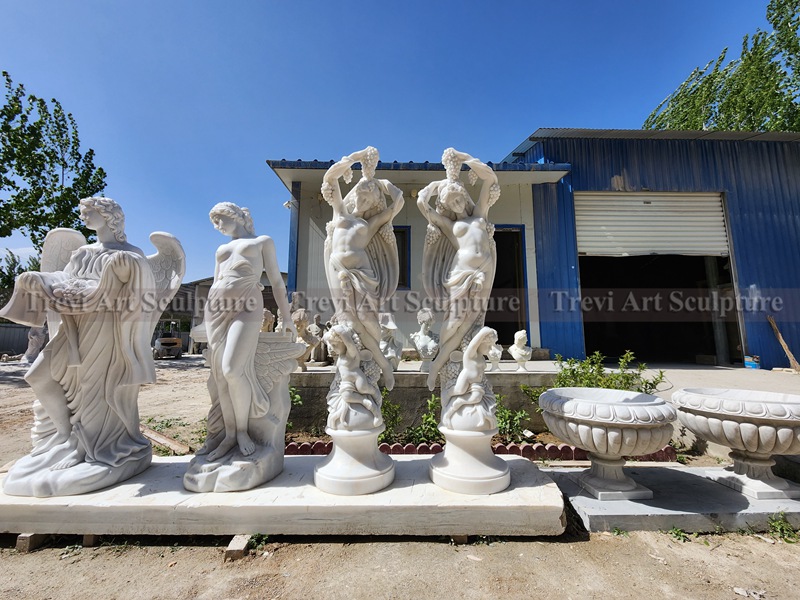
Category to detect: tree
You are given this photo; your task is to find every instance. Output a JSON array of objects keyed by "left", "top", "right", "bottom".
[
  {"left": 1, "top": 71, "right": 107, "bottom": 249},
  {"left": 0, "top": 249, "right": 39, "bottom": 311},
  {"left": 644, "top": 0, "right": 800, "bottom": 132}
]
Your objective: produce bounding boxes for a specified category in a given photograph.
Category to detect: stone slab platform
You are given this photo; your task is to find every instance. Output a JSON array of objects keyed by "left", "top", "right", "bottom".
[
  {"left": 546, "top": 465, "right": 800, "bottom": 533},
  {"left": 0, "top": 455, "right": 565, "bottom": 537}
]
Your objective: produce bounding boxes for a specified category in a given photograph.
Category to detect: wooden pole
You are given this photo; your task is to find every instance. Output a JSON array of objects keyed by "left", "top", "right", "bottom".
[{"left": 767, "top": 315, "right": 800, "bottom": 372}]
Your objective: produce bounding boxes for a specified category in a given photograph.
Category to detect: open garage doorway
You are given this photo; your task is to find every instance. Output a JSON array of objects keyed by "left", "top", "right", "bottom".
[
  {"left": 578, "top": 255, "right": 743, "bottom": 364},
  {"left": 486, "top": 227, "right": 528, "bottom": 346}
]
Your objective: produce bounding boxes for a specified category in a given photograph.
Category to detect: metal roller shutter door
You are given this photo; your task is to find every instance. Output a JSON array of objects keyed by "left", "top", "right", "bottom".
[{"left": 574, "top": 192, "right": 729, "bottom": 257}]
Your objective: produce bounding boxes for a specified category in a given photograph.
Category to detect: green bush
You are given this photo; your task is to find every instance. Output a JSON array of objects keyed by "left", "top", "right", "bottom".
[
  {"left": 521, "top": 350, "right": 665, "bottom": 412},
  {"left": 404, "top": 394, "right": 445, "bottom": 446},
  {"left": 495, "top": 394, "right": 529, "bottom": 444},
  {"left": 378, "top": 388, "right": 403, "bottom": 444}
]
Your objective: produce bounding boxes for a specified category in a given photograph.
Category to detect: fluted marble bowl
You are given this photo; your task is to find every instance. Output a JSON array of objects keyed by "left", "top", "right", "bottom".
[
  {"left": 670, "top": 388, "right": 800, "bottom": 498},
  {"left": 540, "top": 388, "right": 676, "bottom": 499}
]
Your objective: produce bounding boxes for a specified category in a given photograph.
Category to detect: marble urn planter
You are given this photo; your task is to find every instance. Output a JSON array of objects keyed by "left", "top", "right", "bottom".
[
  {"left": 540, "top": 387, "right": 676, "bottom": 500},
  {"left": 670, "top": 388, "right": 800, "bottom": 499}
]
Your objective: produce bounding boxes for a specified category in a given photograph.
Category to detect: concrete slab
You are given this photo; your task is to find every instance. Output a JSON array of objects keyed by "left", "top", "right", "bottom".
[
  {"left": 546, "top": 464, "right": 800, "bottom": 533},
  {"left": 0, "top": 455, "right": 565, "bottom": 538}
]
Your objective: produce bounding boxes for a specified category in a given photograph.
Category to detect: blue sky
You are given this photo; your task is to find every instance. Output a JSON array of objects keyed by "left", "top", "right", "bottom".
[{"left": 1, "top": 1, "right": 770, "bottom": 281}]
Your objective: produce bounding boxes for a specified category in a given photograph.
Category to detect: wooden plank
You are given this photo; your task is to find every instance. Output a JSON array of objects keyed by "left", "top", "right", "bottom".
[
  {"left": 225, "top": 534, "right": 251, "bottom": 561},
  {"left": 82, "top": 534, "right": 101, "bottom": 547},
  {"left": 16, "top": 533, "right": 49, "bottom": 553},
  {"left": 139, "top": 424, "right": 191, "bottom": 455},
  {"left": 767, "top": 315, "right": 800, "bottom": 372}
]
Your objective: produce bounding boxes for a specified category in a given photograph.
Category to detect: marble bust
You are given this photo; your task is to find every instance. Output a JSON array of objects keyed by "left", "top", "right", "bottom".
[
  {"left": 508, "top": 329, "right": 533, "bottom": 371},
  {"left": 410, "top": 307, "right": 439, "bottom": 372}
]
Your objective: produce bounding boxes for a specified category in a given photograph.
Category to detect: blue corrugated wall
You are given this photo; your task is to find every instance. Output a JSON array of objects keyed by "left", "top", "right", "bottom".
[
  {"left": 523, "top": 137, "right": 800, "bottom": 369},
  {"left": 533, "top": 175, "right": 586, "bottom": 359}
]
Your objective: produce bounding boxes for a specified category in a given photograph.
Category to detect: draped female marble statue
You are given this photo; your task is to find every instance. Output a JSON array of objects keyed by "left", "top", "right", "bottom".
[
  {"left": 417, "top": 148, "right": 500, "bottom": 391},
  {"left": 322, "top": 146, "right": 404, "bottom": 390},
  {"left": 197, "top": 202, "right": 298, "bottom": 461},
  {"left": 0, "top": 197, "right": 185, "bottom": 496},
  {"left": 315, "top": 147, "right": 402, "bottom": 495},
  {"left": 185, "top": 202, "right": 303, "bottom": 492}
]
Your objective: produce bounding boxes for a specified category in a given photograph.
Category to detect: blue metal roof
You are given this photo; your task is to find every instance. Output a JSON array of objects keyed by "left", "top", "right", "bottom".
[{"left": 266, "top": 158, "right": 569, "bottom": 173}]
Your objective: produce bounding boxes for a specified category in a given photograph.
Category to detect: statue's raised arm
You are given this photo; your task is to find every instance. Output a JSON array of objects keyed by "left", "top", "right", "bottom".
[
  {"left": 321, "top": 146, "right": 399, "bottom": 391},
  {"left": 419, "top": 148, "right": 499, "bottom": 391}
]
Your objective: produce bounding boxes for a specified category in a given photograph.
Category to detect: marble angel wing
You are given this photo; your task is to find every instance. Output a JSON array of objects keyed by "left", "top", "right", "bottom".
[
  {"left": 41, "top": 228, "right": 87, "bottom": 273},
  {"left": 254, "top": 339, "right": 307, "bottom": 394},
  {"left": 146, "top": 232, "right": 186, "bottom": 330},
  {"left": 41, "top": 228, "right": 88, "bottom": 336}
]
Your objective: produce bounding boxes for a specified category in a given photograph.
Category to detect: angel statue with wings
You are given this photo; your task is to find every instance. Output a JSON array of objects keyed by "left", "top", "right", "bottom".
[
  {"left": 417, "top": 148, "right": 500, "bottom": 392},
  {"left": 183, "top": 202, "right": 304, "bottom": 493},
  {"left": 0, "top": 197, "right": 185, "bottom": 497}
]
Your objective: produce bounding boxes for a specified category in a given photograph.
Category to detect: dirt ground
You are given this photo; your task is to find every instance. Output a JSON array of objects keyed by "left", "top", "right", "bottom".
[{"left": 1, "top": 358, "right": 799, "bottom": 600}]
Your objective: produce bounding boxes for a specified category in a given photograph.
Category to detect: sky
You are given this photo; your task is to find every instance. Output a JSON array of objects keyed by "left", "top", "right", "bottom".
[{"left": 0, "top": 0, "right": 771, "bottom": 282}]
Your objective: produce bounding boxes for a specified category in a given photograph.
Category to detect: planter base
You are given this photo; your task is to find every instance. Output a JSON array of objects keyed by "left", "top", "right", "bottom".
[
  {"left": 707, "top": 453, "right": 800, "bottom": 499},
  {"left": 573, "top": 454, "right": 654, "bottom": 500}
]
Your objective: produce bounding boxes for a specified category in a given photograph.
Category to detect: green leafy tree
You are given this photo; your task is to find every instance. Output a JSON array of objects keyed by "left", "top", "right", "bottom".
[
  {"left": 644, "top": 0, "right": 800, "bottom": 132},
  {"left": 0, "top": 249, "right": 39, "bottom": 311},
  {"left": 1, "top": 71, "right": 106, "bottom": 249}
]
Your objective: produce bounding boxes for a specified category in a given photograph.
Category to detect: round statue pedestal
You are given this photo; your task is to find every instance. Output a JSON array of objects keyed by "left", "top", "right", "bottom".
[
  {"left": 314, "top": 426, "right": 395, "bottom": 495},
  {"left": 429, "top": 427, "right": 510, "bottom": 495}
]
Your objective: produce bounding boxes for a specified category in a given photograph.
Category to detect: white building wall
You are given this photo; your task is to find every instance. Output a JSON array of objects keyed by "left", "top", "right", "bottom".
[{"left": 293, "top": 179, "right": 540, "bottom": 349}]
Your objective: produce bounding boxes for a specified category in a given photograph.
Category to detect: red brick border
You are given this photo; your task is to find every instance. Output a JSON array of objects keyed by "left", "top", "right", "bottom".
[{"left": 284, "top": 441, "right": 677, "bottom": 461}]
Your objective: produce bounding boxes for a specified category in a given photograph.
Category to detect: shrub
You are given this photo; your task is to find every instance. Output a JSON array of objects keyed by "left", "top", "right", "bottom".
[
  {"left": 378, "top": 388, "right": 403, "bottom": 444},
  {"left": 495, "top": 394, "right": 529, "bottom": 444},
  {"left": 404, "top": 394, "right": 444, "bottom": 446},
  {"left": 521, "top": 350, "right": 665, "bottom": 412}
]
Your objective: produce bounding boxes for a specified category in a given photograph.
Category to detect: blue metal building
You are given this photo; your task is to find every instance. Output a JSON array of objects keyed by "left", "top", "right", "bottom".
[{"left": 504, "top": 128, "right": 800, "bottom": 370}]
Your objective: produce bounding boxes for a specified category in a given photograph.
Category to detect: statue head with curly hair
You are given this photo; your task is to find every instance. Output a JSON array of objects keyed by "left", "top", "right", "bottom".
[
  {"left": 209, "top": 202, "right": 256, "bottom": 236},
  {"left": 79, "top": 197, "right": 127, "bottom": 243},
  {"left": 437, "top": 180, "right": 474, "bottom": 218},
  {"left": 344, "top": 178, "right": 385, "bottom": 217}
]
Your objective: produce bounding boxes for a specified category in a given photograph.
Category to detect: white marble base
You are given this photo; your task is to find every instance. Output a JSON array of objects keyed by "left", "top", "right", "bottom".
[
  {"left": 183, "top": 444, "right": 284, "bottom": 493},
  {"left": 573, "top": 454, "right": 654, "bottom": 500},
  {"left": 573, "top": 471, "right": 654, "bottom": 501},
  {"left": 0, "top": 455, "right": 565, "bottom": 537},
  {"left": 429, "top": 428, "right": 510, "bottom": 495},
  {"left": 314, "top": 427, "right": 395, "bottom": 496},
  {"left": 706, "top": 467, "right": 800, "bottom": 499}
]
